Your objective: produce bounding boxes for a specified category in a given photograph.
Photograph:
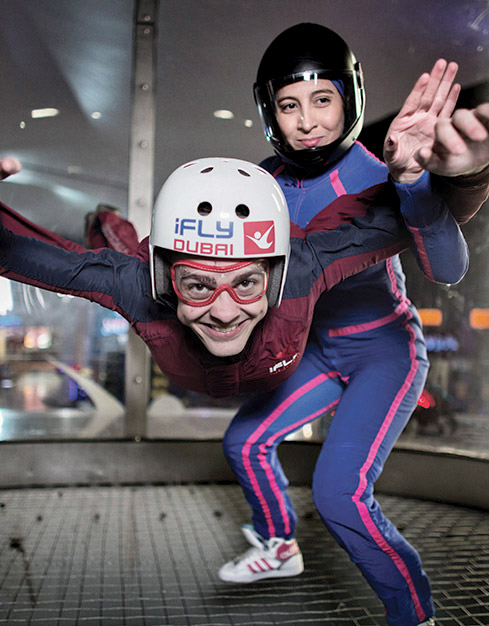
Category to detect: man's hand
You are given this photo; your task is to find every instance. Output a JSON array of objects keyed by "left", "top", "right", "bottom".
[
  {"left": 0, "top": 157, "right": 22, "bottom": 181},
  {"left": 384, "top": 59, "right": 462, "bottom": 183}
]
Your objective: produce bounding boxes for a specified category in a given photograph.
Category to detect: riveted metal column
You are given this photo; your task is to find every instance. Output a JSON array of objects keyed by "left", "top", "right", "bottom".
[{"left": 125, "top": 0, "right": 159, "bottom": 438}]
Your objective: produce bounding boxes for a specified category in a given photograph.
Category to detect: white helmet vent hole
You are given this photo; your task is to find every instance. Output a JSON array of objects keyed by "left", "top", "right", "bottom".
[
  {"left": 200, "top": 167, "right": 214, "bottom": 174},
  {"left": 197, "top": 201, "right": 213, "bottom": 216},
  {"left": 238, "top": 169, "right": 251, "bottom": 177},
  {"left": 235, "top": 204, "right": 250, "bottom": 218}
]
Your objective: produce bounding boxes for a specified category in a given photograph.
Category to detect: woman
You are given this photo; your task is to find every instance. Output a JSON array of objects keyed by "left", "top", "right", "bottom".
[{"left": 219, "top": 23, "right": 489, "bottom": 626}]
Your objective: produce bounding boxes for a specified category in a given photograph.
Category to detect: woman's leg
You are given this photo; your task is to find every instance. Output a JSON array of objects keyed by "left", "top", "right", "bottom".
[
  {"left": 312, "top": 321, "right": 433, "bottom": 626},
  {"left": 223, "top": 349, "right": 345, "bottom": 540}
]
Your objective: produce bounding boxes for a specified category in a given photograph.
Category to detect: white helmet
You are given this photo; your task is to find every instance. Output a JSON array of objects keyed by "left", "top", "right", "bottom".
[{"left": 149, "top": 157, "right": 290, "bottom": 307}]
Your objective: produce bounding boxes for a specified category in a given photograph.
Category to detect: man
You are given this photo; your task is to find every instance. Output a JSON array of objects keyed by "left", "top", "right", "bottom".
[{"left": 0, "top": 156, "right": 468, "bottom": 398}]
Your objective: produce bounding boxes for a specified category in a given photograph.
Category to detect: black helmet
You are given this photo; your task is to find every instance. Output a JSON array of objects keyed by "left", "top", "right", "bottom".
[{"left": 254, "top": 23, "right": 365, "bottom": 172}]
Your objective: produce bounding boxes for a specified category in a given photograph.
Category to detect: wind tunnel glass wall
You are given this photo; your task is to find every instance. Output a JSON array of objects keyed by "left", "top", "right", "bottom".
[
  {"left": 2, "top": 0, "right": 489, "bottom": 456},
  {"left": 0, "top": 0, "right": 134, "bottom": 441},
  {"left": 0, "top": 283, "right": 127, "bottom": 439}
]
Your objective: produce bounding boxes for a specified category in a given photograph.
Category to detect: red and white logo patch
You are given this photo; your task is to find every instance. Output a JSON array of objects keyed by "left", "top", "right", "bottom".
[{"left": 243, "top": 221, "right": 275, "bottom": 255}]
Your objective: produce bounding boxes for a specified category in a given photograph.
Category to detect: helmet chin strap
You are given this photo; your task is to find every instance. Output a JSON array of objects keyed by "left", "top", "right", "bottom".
[{"left": 278, "top": 135, "right": 352, "bottom": 177}]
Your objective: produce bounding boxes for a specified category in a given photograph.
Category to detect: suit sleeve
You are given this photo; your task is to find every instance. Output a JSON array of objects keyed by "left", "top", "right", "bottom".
[
  {"left": 0, "top": 201, "right": 90, "bottom": 253},
  {"left": 432, "top": 165, "right": 489, "bottom": 225},
  {"left": 0, "top": 203, "right": 157, "bottom": 325},
  {"left": 393, "top": 172, "right": 469, "bottom": 284},
  {"left": 286, "top": 184, "right": 411, "bottom": 299}
]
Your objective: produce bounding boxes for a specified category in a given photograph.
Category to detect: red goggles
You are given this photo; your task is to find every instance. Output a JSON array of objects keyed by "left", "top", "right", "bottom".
[{"left": 171, "top": 260, "right": 269, "bottom": 307}]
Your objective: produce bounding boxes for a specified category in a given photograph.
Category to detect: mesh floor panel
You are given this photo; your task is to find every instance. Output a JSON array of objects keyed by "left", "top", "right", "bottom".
[{"left": 0, "top": 485, "right": 488, "bottom": 625}]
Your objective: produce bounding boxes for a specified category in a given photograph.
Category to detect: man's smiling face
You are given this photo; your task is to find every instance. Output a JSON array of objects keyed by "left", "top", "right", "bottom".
[{"left": 173, "top": 257, "right": 269, "bottom": 357}]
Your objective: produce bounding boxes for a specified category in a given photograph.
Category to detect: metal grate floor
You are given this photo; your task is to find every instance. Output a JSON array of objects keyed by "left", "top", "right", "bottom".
[{"left": 0, "top": 485, "right": 488, "bottom": 625}]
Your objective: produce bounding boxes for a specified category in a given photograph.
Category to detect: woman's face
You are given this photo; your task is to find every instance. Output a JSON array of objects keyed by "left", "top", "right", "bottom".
[{"left": 275, "top": 78, "right": 345, "bottom": 151}]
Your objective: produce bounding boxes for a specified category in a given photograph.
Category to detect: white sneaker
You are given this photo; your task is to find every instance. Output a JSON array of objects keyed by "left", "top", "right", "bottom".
[
  {"left": 419, "top": 619, "right": 435, "bottom": 626},
  {"left": 218, "top": 524, "right": 304, "bottom": 583}
]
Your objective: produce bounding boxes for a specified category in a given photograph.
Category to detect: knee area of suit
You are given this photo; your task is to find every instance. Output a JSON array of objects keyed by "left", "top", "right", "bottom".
[
  {"left": 222, "top": 436, "right": 242, "bottom": 462},
  {"left": 312, "top": 484, "right": 358, "bottom": 526},
  {"left": 222, "top": 430, "right": 256, "bottom": 462},
  {"left": 223, "top": 428, "right": 277, "bottom": 461}
]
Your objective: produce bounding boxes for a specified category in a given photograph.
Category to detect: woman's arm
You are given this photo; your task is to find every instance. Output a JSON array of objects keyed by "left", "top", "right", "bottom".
[{"left": 393, "top": 172, "right": 469, "bottom": 284}]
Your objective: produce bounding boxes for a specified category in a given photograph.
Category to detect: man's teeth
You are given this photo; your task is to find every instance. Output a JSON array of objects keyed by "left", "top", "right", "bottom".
[{"left": 212, "top": 324, "right": 239, "bottom": 333}]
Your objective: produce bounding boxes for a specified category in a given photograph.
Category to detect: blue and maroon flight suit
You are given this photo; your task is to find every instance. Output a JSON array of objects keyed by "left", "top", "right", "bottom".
[
  {"left": 222, "top": 143, "right": 489, "bottom": 626},
  {"left": 1, "top": 182, "right": 463, "bottom": 399}
]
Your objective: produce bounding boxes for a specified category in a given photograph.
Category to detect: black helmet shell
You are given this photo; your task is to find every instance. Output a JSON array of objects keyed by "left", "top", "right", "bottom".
[{"left": 254, "top": 23, "right": 365, "bottom": 172}]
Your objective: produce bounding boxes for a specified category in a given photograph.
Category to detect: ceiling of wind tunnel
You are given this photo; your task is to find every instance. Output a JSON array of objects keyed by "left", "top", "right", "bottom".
[{"left": 0, "top": 0, "right": 488, "bottom": 241}]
